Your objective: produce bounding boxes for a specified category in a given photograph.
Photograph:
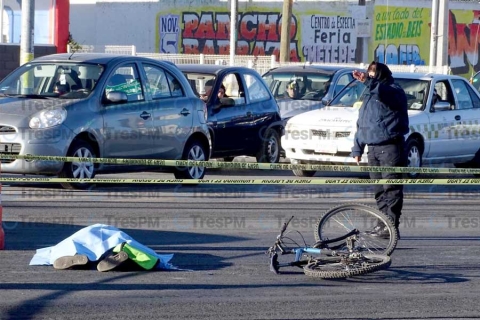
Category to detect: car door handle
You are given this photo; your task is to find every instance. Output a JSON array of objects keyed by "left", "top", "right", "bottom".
[
  {"left": 180, "top": 108, "right": 191, "bottom": 116},
  {"left": 455, "top": 115, "right": 461, "bottom": 121},
  {"left": 140, "top": 111, "right": 151, "bottom": 120}
]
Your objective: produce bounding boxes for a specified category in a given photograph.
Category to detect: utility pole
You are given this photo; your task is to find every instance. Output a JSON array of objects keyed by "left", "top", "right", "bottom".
[
  {"left": 0, "top": 0, "right": 4, "bottom": 43},
  {"left": 428, "top": 0, "right": 439, "bottom": 71},
  {"left": 20, "top": 0, "right": 34, "bottom": 66},
  {"left": 20, "top": 0, "right": 34, "bottom": 94},
  {"left": 229, "top": 0, "right": 237, "bottom": 67},
  {"left": 436, "top": 0, "right": 449, "bottom": 69},
  {"left": 279, "top": 0, "right": 293, "bottom": 63}
]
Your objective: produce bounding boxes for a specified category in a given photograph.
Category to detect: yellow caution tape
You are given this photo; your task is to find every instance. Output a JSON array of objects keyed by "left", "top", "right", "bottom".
[
  {"left": 0, "top": 154, "right": 479, "bottom": 175},
  {"left": 1, "top": 177, "right": 480, "bottom": 185}
]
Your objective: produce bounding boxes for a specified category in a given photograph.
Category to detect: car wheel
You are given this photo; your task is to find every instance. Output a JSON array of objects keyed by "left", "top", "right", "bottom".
[
  {"left": 174, "top": 140, "right": 207, "bottom": 179},
  {"left": 292, "top": 169, "right": 316, "bottom": 177},
  {"left": 256, "top": 128, "right": 280, "bottom": 163},
  {"left": 405, "top": 138, "right": 422, "bottom": 178},
  {"left": 59, "top": 140, "right": 96, "bottom": 190}
]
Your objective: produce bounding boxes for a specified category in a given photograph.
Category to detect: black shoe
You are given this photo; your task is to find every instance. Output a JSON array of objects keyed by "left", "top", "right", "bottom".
[{"left": 365, "top": 224, "right": 391, "bottom": 239}]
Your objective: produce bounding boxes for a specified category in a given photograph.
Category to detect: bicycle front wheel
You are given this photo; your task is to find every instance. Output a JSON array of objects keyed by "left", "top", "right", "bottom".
[
  {"left": 314, "top": 203, "right": 398, "bottom": 256},
  {"left": 303, "top": 254, "right": 391, "bottom": 279}
]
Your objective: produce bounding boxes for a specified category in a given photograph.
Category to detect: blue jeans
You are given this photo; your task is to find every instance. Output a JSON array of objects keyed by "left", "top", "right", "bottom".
[{"left": 367, "top": 139, "right": 406, "bottom": 228}]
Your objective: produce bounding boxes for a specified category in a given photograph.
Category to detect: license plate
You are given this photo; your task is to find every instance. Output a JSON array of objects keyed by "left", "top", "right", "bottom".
[
  {"left": 1, "top": 144, "right": 11, "bottom": 152},
  {"left": 314, "top": 143, "right": 337, "bottom": 154}
]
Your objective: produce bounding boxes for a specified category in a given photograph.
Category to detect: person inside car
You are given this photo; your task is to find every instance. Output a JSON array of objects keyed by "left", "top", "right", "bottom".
[
  {"left": 285, "top": 81, "right": 300, "bottom": 99},
  {"left": 432, "top": 89, "right": 441, "bottom": 106},
  {"left": 54, "top": 82, "right": 70, "bottom": 95},
  {"left": 171, "top": 78, "right": 182, "bottom": 96},
  {"left": 200, "top": 79, "right": 215, "bottom": 102},
  {"left": 217, "top": 84, "right": 228, "bottom": 99},
  {"left": 201, "top": 83, "right": 229, "bottom": 102}
]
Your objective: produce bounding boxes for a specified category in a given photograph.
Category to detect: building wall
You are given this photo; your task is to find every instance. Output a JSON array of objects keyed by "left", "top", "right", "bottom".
[
  {"left": 70, "top": 0, "right": 366, "bottom": 64},
  {"left": 0, "top": 44, "right": 57, "bottom": 80},
  {"left": 1, "top": 0, "right": 53, "bottom": 44},
  {"left": 372, "top": 0, "right": 480, "bottom": 77},
  {"left": 69, "top": 0, "right": 480, "bottom": 78}
]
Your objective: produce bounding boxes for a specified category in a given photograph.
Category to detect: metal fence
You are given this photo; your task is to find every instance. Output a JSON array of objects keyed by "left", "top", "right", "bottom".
[
  {"left": 71, "top": 45, "right": 137, "bottom": 55},
  {"left": 69, "top": 44, "right": 451, "bottom": 75},
  {"left": 271, "top": 61, "right": 451, "bottom": 75},
  {"left": 137, "top": 52, "right": 277, "bottom": 75}
]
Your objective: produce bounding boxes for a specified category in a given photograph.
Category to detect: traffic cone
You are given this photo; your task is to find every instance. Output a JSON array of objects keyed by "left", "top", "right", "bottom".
[{"left": 0, "top": 162, "right": 4, "bottom": 250}]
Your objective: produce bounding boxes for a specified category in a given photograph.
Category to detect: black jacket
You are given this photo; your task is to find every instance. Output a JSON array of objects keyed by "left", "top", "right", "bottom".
[{"left": 351, "top": 63, "right": 409, "bottom": 157}]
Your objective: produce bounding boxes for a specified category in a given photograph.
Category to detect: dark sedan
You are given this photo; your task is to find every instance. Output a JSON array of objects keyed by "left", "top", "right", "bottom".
[{"left": 178, "top": 64, "right": 283, "bottom": 163}]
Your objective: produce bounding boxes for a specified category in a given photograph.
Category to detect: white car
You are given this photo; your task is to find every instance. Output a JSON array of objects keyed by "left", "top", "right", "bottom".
[{"left": 281, "top": 72, "right": 480, "bottom": 177}]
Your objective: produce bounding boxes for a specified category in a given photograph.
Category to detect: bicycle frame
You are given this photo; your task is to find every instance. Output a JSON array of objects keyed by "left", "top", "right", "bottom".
[
  {"left": 270, "top": 247, "right": 322, "bottom": 271},
  {"left": 267, "top": 207, "right": 395, "bottom": 278},
  {"left": 267, "top": 216, "right": 360, "bottom": 274}
]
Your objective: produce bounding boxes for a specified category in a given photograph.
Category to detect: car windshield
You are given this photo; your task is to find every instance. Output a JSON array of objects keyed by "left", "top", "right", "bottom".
[
  {"left": 329, "top": 78, "right": 430, "bottom": 110},
  {"left": 0, "top": 62, "right": 104, "bottom": 99},
  {"left": 328, "top": 80, "right": 366, "bottom": 107},
  {"left": 262, "top": 72, "right": 333, "bottom": 101},
  {"left": 181, "top": 72, "right": 217, "bottom": 98},
  {"left": 470, "top": 72, "right": 480, "bottom": 93}
]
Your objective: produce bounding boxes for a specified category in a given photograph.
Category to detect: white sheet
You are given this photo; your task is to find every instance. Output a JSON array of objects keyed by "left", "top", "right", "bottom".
[{"left": 29, "top": 224, "right": 176, "bottom": 270}]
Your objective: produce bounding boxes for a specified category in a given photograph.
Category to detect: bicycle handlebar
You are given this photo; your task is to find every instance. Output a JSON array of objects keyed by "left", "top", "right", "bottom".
[
  {"left": 280, "top": 216, "right": 294, "bottom": 236},
  {"left": 266, "top": 216, "right": 295, "bottom": 255}
]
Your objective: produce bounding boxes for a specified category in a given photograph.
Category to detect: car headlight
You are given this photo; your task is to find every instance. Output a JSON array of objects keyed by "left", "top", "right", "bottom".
[
  {"left": 285, "top": 122, "right": 300, "bottom": 134},
  {"left": 29, "top": 108, "right": 67, "bottom": 129}
]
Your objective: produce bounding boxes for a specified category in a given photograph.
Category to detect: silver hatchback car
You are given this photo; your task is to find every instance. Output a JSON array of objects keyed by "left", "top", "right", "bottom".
[{"left": 0, "top": 53, "right": 211, "bottom": 189}]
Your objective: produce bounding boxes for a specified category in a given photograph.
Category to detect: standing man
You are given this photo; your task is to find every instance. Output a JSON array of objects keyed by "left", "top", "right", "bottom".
[{"left": 351, "top": 61, "right": 409, "bottom": 238}]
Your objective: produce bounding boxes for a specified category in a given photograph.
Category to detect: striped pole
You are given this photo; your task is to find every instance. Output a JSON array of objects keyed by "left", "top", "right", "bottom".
[{"left": 0, "top": 159, "right": 4, "bottom": 250}]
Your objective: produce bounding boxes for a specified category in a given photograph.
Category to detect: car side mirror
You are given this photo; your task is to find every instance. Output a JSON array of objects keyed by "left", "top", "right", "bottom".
[
  {"left": 104, "top": 91, "right": 128, "bottom": 104},
  {"left": 321, "top": 98, "right": 330, "bottom": 106},
  {"left": 433, "top": 101, "right": 451, "bottom": 111}
]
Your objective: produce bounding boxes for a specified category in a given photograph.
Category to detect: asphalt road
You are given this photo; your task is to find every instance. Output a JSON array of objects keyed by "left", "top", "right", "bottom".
[{"left": 1, "top": 165, "right": 480, "bottom": 320}]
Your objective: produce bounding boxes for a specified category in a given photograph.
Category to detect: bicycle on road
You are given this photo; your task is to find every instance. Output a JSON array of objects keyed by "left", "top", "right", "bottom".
[{"left": 266, "top": 203, "right": 399, "bottom": 279}]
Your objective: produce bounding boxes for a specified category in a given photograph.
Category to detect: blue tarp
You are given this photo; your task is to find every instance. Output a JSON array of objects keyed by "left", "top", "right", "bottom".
[{"left": 29, "top": 224, "right": 176, "bottom": 270}]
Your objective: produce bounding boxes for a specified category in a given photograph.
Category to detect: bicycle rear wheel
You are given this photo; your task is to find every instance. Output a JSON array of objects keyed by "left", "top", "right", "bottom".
[
  {"left": 303, "top": 254, "right": 391, "bottom": 279},
  {"left": 314, "top": 203, "right": 398, "bottom": 256}
]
